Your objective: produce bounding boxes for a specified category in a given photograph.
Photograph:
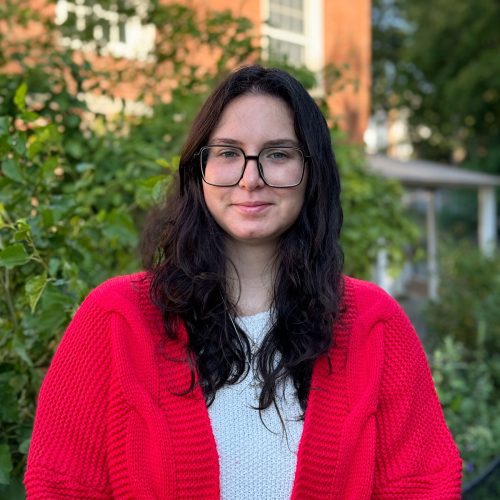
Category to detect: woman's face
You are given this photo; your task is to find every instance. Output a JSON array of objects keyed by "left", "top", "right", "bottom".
[{"left": 202, "top": 93, "right": 307, "bottom": 250}]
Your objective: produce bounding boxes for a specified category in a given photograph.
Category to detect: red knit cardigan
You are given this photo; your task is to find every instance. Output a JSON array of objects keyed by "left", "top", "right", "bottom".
[{"left": 25, "top": 273, "right": 462, "bottom": 499}]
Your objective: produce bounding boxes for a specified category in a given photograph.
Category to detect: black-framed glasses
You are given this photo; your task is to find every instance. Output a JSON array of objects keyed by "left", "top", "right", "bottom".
[{"left": 198, "top": 145, "right": 308, "bottom": 188}]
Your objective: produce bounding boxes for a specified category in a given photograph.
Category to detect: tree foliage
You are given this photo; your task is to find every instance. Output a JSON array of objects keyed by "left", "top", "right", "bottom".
[
  {"left": 372, "top": 0, "right": 500, "bottom": 171},
  {"left": 0, "top": 0, "right": 417, "bottom": 491},
  {"left": 337, "top": 135, "right": 419, "bottom": 276}
]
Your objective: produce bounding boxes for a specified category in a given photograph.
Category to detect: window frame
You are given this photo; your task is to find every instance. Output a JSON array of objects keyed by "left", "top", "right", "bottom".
[{"left": 261, "top": 0, "right": 324, "bottom": 76}]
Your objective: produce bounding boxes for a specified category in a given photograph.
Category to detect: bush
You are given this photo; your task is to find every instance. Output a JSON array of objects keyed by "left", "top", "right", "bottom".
[
  {"left": 430, "top": 336, "right": 500, "bottom": 484},
  {"left": 425, "top": 243, "right": 500, "bottom": 352},
  {"left": 426, "top": 243, "right": 500, "bottom": 486},
  {"left": 338, "top": 138, "right": 419, "bottom": 278}
]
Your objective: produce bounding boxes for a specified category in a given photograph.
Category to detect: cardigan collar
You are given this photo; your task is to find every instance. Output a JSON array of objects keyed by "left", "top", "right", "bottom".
[{"left": 156, "top": 307, "right": 353, "bottom": 499}]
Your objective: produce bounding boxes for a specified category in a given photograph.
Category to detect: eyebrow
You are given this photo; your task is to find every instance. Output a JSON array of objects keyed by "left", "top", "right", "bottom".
[{"left": 209, "top": 137, "right": 300, "bottom": 147}]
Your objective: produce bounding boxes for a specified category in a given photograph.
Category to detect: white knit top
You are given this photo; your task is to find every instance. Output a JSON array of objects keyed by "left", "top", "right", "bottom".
[{"left": 207, "top": 311, "right": 304, "bottom": 499}]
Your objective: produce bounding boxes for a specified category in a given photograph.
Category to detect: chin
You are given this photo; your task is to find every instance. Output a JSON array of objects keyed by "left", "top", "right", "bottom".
[{"left": 228, "top": 229, "right": 282, "bottom": 246}]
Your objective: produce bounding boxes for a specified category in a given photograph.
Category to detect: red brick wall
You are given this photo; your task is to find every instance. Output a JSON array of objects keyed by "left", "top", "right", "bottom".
[
  {"left": 189, "top": 0, "right": 262, "bottom": 30},
  {"left": 188, "top": 0, "right": 372, "bottom": 142},
  {"left": 324, "top": 0, "right": 372, "bottom": 142},
  {"left": 179, "top": 0, "right": 372, "bottom": 142}
]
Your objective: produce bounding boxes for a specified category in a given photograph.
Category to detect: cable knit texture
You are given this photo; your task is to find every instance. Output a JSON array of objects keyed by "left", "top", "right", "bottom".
[{"left": 25, "top": 272, "right": 462, "bottom": 499}]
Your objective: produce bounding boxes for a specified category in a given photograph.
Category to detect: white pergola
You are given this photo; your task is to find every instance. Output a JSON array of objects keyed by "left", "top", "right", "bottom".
[{"left": 368, "top": 154, "right": 500, "bottom": 299}]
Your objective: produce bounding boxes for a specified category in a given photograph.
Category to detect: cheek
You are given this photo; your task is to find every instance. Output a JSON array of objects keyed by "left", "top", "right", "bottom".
[
  {"left": 290, "top": 183, "right": 307, "bottom": 216},
  {"left": 291, "top": 194, "right": 306, "bottom": 223},
  {"left": 202, "top": 184, "right": 225, "bottom": 222},
  {"left": 277, "top": 189, "right": 307, "bottom": 234}
]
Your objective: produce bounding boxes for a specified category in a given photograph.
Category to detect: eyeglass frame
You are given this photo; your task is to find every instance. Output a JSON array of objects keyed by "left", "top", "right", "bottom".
[{"left": 196, "top": 145, "right": 310, "bottom": 188}]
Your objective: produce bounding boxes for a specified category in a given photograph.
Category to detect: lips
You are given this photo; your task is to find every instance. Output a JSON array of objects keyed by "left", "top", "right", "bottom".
[
  {"left": 233, "top": 201, "right": 272, "bottom": 214},
  {"left": 235, "top": 201, "right": 270, "bottom": 207}
]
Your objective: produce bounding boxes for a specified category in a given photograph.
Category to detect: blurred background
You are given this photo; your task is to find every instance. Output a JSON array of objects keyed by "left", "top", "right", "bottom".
[{"left": 0, "top": 0, "right": 499, "bottom": 497}]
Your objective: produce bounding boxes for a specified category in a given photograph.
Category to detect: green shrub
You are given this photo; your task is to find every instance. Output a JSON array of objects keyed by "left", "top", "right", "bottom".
[
  {"left": 431, "top": 336, "right": 500, "bottom": 483},
  {"left": 425, "top": 243, "right": 500, "bottom": 352},
  {"left": 338, "top": 139, "right": 419, "bottom": 277},
  {"left": 426, "top": 243, "right": 500, "bottom": 485}
]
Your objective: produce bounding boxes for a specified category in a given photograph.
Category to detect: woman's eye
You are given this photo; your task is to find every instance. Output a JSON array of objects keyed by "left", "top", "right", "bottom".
[
  {"left": 266, "top": 150, "right": 289, "bottom": 160},
  {"left": 217, "top": 149, "right": 241, "bottom": 158}
]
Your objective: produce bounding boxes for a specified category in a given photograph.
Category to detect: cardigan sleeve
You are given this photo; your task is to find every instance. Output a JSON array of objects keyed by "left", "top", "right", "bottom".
[
  {"left": 24, "top": 293, "right": 113, "bottom": 499},
  {"left": 372, "top": 303, "right": 462, "bottom": 499}
]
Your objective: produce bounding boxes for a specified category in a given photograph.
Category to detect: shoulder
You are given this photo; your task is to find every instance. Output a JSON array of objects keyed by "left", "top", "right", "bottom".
[
  {"left": 83, "top": 271, "right": 153, "bottom": 314},
  {"left": 339, "top": 275, "right": 420, "bottom": 358},
  {"left": 63, "top": 271, "right": 160, "bottom": 343},
  {"left": 341, "top": 276, "right": 425, "bottom": 370},
  {"left": 55, "top": 272, "right": 153, "bottom": 339},
  {"left": 342, "top": 275, "right": 403, "bottom": 325}
]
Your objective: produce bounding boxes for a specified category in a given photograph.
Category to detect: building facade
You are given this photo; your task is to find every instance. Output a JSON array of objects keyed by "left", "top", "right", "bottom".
[
  {"left": 40, "top": 0, "right": 372, "bottom": 141},
  {"left": 171, "top": 0, "right": 372, "bottom": 142}
]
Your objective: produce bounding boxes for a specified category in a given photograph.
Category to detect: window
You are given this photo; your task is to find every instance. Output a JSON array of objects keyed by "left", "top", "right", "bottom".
[
  {"left": 55, "top": 0, "right": 156, "bottom": 61},
  {"left": 264, "top": 0, "right": 306, "bottom": 66},
  {"left": 262, "top": 0, "right": 323, "bottom": 74},
  {"left": 269, "top": 0, "right": 305, "bottom": 34},
  {"left": 268, "top": 37, "right": 305, "bottom": 66}
]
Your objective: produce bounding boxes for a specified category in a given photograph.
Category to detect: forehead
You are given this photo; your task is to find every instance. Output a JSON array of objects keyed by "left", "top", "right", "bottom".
[{"left": 209, "top": 93, "right": 296, "bottom": 145}]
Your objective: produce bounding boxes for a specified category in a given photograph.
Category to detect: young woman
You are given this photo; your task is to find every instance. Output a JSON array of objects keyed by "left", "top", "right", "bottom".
[{"left": 25, "top": 65, "right": 462, "bottom": 499}]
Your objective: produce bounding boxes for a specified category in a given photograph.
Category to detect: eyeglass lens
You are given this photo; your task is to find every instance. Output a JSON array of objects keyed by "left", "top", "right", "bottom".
[{"left": 201, "top": 146, "right": 304, "bottom": 187}]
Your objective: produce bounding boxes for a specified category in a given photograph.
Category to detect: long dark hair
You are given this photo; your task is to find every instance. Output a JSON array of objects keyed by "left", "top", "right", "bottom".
[{"left": 141, "top": 65, "right": 344, "bottom": 414}]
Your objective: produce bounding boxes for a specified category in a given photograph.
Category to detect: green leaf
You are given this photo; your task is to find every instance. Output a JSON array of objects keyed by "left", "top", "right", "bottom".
[
  {"left": 0, "top": 378, "right": 19, "bottom": 423},
  {"left": 0, "top": 244, "right": 30, "bottom": 269},
  {"left": 19, "top": 438, "right": 31, "bottom": 455},
  {"left": 13, "top": 219, "right": 31, "bottom": 241},
  {"left": 40, "top": 156, "right": 59, "bottom": 179},
  {"left": 75, "top": 162, "right": 95, "bottom": 173},
  {"left": 156, "top": 157, "right": 179, "bottom": 171},
  {"left": 22, "top": 110, "right": 39, "bottom": 122},
  {"left": 16, "top": 219, "right": 30, "bottom": 232},
  {"left": 8, "top": 134, "right": 26, "bottom": 155},
  {"left": 14, "top": 82, "right": 28, "bottom": 112},
  {"left": 12, "top": 336, "right": 34, "bottom": 367},
  {"left": 1, "top": 159, "right": 24, "bottom": 184},
  {"left": 0, "top": 116, "right": 10, "bottom": 136},
  {"left": 102, "top": 209, "right": 137, "bottom": 245},
  {"left": 40, "top": 207, "right": 55, "bottom": 227},
  {"left": 13, "top": 229, "right": 29, "bottom": 241},
  {"left": 64, "top": 139, "right": 84, "bottom": 159},
  {"left": 25, "top": 273, "right": 48, "bottom": 313},
  {"left": 41, "top": 283, "right": 74, "bottom": 309},
  {"left": 0, "top": 444, "right": 13, "bottom": 485},
  {"left": 48, "top": 257, "right": 60, "bottom": 276},
  {"left": 0, "top": 203, "right": 8, "bottom": 229},
  {"left": 28, "top": 304, "right": 68, "bottom": 335},
  {"left": 152, "top": 177, "right": 168, "bottom": 200},
  {"left": 28, "top": 124, "right": 60, "bottom": 159},
  {"left": 23, "top": 283, "right": 74, "bottom": 335}
]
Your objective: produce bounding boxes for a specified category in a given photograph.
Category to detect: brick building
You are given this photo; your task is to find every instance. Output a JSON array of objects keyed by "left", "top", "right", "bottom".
[
  {"left": 195, "top": 0, "right": 372, "bottom": 142},
  {"left": 25, "top": 0, "right": 372, "bottom": 142}
]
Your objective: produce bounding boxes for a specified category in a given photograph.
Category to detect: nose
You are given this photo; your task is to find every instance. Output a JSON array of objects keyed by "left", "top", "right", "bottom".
[{"left": 239, "top": 156, "right": 264, "bottom": 190}]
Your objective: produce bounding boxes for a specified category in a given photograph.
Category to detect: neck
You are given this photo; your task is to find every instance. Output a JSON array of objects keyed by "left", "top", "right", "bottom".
[{"left": 225, "top": 240, "right": 277, "bottom": 316}]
